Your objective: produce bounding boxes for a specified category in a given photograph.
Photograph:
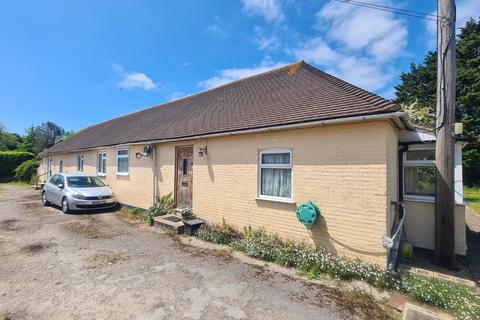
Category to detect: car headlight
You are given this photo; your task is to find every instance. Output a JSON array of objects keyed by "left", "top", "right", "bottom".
[{"left": 72, "top": 193, "right": 86, "bottom": 200}]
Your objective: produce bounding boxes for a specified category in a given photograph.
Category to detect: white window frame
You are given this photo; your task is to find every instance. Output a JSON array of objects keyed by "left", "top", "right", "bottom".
[
  {"left": 116, "top": 147, "right": 129, "bottom": 176},
  {"left": 59, "top": 160, "right": 64, "bottom": 173},
  {"left": 77, "top": 154, "right": 84, "bottom": 173},
  {"left": 403, "top": 144, "right": 435, "bottom": 202},
  {"left": 97, "top": 152, "right": 107, "bottom": 176},
  {"left": 257, "top": 148, "right": 294, "bottom": 203}
]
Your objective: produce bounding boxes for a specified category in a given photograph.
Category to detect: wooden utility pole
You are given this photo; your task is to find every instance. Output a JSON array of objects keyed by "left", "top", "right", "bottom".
[{"left": 435, "top": 0, "right": 456, "bottom": 269}]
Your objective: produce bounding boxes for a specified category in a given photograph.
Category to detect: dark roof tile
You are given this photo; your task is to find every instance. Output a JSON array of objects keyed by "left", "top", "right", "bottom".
[{"left": 45, "top": 61, "right": 399, "bottom": 154}]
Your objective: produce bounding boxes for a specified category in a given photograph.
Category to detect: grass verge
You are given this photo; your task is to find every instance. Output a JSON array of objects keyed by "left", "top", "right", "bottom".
[
  {"left": 0, "top": 181, "right": 29, "bottom": 186},
  {"left": 115, "top": 207, "right": 145, "bottom": 223},
  {"left": 196, "top": 223, "right": 480, "bottom": 319},
  {"left": 465, "top": 186, "right": 480, "bottom": 214}
]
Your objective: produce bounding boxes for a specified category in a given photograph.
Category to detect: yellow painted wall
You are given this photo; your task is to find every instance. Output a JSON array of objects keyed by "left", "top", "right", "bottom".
[
  {"left": 38, "top": 120, "right": 467, "bottom": 265},
  {"left": 404, "top": 201, "right": 466, "bottom": 255},
  {"left": 40, "top": 145, "right": 154, "bottom": 208},
  {"left": 155, "top": 121, "right": 395, "bottom": 265}
]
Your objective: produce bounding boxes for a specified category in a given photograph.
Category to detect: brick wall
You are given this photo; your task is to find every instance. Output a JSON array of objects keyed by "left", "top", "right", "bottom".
[{"left": 39, "top": 120, "right": 399, "bottom": 266}]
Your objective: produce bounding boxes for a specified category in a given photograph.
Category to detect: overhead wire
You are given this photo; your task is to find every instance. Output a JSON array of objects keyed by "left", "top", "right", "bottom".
[{"left": 332, "top": 0, "right": 441, "bottom": 22}]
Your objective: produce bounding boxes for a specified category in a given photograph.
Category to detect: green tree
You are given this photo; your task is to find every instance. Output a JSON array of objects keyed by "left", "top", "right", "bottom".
[
  {"left": 16, "top": 122, "right": 66, "bottom": 154},
  {"left": 395, "top": 18, "right": 480, "bottom": 185},
  {"left": 0, "top": 122, "right": 20, "bottom": 151},
  {"left": 16, "top": 125, "right": 35, "bottom": 153}
]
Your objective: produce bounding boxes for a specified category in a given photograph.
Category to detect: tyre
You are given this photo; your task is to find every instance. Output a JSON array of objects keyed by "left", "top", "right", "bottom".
[
  {"left": 61, "top": 197, "right": 71, "bottom": 214},
  {"left": 42, "top": 192, "right": 50, "bottom": 206}
]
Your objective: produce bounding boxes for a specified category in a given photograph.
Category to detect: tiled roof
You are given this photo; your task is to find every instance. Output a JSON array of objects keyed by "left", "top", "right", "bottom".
[{"left": 45, "top": 61, "right": 399, "bottom": 154}]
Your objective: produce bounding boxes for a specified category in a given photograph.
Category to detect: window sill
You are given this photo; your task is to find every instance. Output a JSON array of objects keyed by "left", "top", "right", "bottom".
[
  {"left": 116, "top": 172, "right": 129, "bottom": 176},
  {"left": 97, "top": 173, "right": 106, "bottom": 177},
  {"left": 404, "top": 197, "right": 466, "bottom": 206},
  {"left": 256, "top": 196, "right": 296, "bottom": 204}
]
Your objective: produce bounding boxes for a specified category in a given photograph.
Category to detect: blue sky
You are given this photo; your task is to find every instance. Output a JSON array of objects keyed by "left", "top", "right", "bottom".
[{"left": 1, "top": 0, "right": 478, "bottom": 134}]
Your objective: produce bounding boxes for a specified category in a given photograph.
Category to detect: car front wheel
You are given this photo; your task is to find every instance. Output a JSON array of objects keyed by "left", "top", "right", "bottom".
[
  {"left": 62, "top": 197, "right": 71, "bottom": 214},
  {"left": 42, "top": 192, "right": 50, "bottom": 206}
]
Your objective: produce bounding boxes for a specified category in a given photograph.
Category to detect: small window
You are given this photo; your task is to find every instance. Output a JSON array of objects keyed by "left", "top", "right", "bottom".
[
  {"left": 77, "top": 154, "right": 84, "bottom": 172},
  {"left": 59, "top": 160, "right": 64, "bottom": 173},
  {"left": 56, "top": 175, "right": 65, "bottom": 187},
  {"left": 403, "top": 146, "right": 435, "bottom": 200},
  {"left": 97, "top": 152, "right": 107, "bottom": 176},
  {"left": 117, "top": 148, "right": 129, "bottom": 175},
  {"left": 182, "top": 158, "right": 188, "bottom": 176},
  {"left": 258, "top": 149, "right": 292, "bottom": 201},
  {"left": 49, "top": 174, "right": 59, "bottom": 184}
]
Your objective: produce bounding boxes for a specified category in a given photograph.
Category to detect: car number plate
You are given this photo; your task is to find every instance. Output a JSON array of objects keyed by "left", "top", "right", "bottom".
[{"left": 92, "top": 200, "right": 106, "bottom": 204}]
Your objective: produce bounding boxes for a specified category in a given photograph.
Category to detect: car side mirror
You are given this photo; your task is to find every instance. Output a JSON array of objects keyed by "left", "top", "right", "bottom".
[{"left": 58, "top": 183, "right": 64, "bottom": 189}]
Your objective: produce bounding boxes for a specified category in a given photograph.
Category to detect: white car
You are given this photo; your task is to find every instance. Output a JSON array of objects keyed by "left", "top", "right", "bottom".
[{"left": 42, "top": 173, "right": 117, "bottom": 213}]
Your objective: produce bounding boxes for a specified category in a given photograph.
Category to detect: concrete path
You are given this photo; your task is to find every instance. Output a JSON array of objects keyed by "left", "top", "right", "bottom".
[
  {"left": 0, "top": 185, "right": 389, "bottom": 320},
  {"left": 466, "top": 207, "right": 480, "bottom": 286}
]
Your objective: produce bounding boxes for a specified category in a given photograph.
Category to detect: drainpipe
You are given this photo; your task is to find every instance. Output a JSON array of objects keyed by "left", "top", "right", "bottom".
[
  {"left": 152, "top": 144, "right": 157, "bottom": 206},
  {"left": 386, "top": 144, "right": 408, "bottom": 270}
]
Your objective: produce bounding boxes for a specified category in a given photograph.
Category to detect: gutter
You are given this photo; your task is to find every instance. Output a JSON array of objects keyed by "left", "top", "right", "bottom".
[{"left": 42, "top": 111, "right": 412, "bottom": 156}]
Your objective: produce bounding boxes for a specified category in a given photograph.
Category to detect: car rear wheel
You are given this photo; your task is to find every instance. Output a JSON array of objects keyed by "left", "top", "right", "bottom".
[
  {"left": 42, "top": 192, "right": 50, "bottom": 206},
  {"left": 62, "top": 197, "right": 71, "bottom": 214}
]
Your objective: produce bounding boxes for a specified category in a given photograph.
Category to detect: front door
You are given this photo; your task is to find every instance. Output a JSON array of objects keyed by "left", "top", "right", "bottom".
[{"left": 175, "top": 146, "right": 193, "bottom": 209}]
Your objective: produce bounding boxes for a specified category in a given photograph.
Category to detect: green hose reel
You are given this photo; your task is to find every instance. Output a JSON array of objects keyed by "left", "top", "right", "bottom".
[{"left": 296, "top": 201, "right": 320, "bottom": 229}]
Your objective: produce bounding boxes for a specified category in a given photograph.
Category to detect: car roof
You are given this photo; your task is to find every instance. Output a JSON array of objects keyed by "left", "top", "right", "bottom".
[{"left": 58, "top": 173, "right": 89, "bottom": 177}]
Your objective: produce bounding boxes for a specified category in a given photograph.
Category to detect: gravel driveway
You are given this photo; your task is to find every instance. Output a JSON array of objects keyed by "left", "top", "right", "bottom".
[{"left": 0, "top": 185, "right": 389, "bottom": 320}]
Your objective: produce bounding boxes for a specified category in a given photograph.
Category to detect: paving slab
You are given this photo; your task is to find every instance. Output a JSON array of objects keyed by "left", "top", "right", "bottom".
[{"left": 402, "top": 303, "right": 453, "bottom": 320}]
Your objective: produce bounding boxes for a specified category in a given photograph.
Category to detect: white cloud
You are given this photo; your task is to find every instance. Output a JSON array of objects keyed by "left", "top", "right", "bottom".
[
  {"left": 425, "top": 0, "right": 480, "bottom": 47},
  {"left": 112, "top": 64, "right": 157, "bottom": 91},
  {"left": 206, "top": 16, "right": 231, "bottom": 38},
  {"left": 286, "top": 0, "right": 406, "bottom": 92},
  {"left": 241, "top": 0, "right": 284, "bottom": 23},
  {"left": 252, "top": 26, "right": 280, "bottom": 51},
  {"left": 291, "top": 38, "right": 395, "bottom": 92},
  {"left": 168, "top": 91, "right": 187, "bottom": 101},
  {"left": 317, "top": 0, "right": 408, "bottom": 61},
  {"left": 290, "top": 37, "right": 339, "bottom": 65},
  {"left": 326, "top": 57, "right": 395, "bottom": 92},
  {"left": 379, "top": 87, "right": 396, "bottom": 100},
  {"left": 198, "top": 60, "right": 287, "bottom": 89}
]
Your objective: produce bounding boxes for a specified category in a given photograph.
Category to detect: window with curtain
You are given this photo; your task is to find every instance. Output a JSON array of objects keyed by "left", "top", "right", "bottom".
[
  {"left": 259, "top": 149, "right": 292, "bottom": 200},
  {"left": 117, "top": 148, "right": 129, "bottom": 175},
  {"left": 403, "top": 147, "right": 435, "bottom": 199},
  {"left": 97, "top": 152, "right": 107, "bottom": 176},
  {"left": 77, "top": 155, "right": 84, "bottom": 172}
]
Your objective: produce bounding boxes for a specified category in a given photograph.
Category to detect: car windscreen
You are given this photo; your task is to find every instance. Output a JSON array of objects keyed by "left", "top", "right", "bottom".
[{"left": 66, "top": 176, "right": 105, "bottom": 188}]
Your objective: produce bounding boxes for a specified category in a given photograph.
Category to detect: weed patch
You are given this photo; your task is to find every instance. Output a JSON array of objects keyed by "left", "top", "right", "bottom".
[{"left": 195, "top": 224, "right": 480, "bottom": 319}]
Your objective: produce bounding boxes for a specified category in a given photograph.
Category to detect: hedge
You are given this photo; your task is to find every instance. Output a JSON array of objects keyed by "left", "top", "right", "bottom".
[
  {"left": 0, "top": 151, "right": 36, "bottom": 180},
  {"left": 14, "top": 159, "right": 39, "bottom": 182}
]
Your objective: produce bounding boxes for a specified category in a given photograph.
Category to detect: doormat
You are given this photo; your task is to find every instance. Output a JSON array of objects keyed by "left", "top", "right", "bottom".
[{"left": 164, "top": 216, "right": 182, "bottom": 223}]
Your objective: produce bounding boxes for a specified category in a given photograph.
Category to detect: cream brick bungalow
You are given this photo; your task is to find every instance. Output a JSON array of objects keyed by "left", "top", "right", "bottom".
[{"left": 37, "top": 61, "right": 466, "bottom": 267}]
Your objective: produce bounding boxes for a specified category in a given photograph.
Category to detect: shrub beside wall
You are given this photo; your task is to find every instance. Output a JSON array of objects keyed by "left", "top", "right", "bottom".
[
  {"left": 14, "top": 159, "right": 39, "bottom": 182},
  {"left": 0, "top": 151, "right": 36, "bottom": 181},
  {"left": 195, "top": 224, "right": 480, "bottom": 319}
]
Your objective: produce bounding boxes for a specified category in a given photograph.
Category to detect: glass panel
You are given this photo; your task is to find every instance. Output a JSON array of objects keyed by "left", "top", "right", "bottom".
[
  {"left": 102, "top": 157, "right": 106, "bottom": 173},
  {"left": 67, "top": 176, "right": 105, "bottom": 187},
  {"left": 118, "top": 149, "right": 128, "bottom": 156},
  {"left": 118, "top": 157, "right": 129, "bottom": 173},
  {"left": 262, "top": 153, "right": 290, "bottom": 165},
  {"left": 404, "top": 166, "right": 435, "bottom": 197},
  {"left": 182, "top": 158, "right": 188, "bottom": 175},
  {"left": 261, "top": 168, "right": 292, "bottom": 198},
  {"left": 98, "top": 154, "right": 102, "bottom": 172},
  {"left": 406, "top": 149, "right": 434, "bottom": 161},
  {"left": 56, "top": 175, "right": 64, "bottom": 186}
]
